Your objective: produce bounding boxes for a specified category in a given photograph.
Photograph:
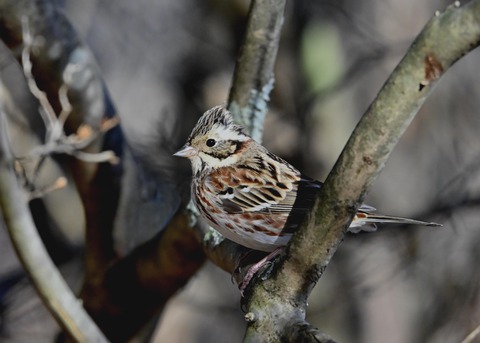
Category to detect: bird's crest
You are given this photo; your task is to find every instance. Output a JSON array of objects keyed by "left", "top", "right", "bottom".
[{"left": 188, "top": 106, "right": 247, "bottom": 143}]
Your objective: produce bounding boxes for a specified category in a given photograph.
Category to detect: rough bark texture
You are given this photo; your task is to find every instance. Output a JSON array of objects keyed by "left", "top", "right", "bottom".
[
  {"left": 228, "top": 0, "right": 286, "bottom": 142},
  {"left": 242, "top": 2, "right": 480, "bottom": 342}
]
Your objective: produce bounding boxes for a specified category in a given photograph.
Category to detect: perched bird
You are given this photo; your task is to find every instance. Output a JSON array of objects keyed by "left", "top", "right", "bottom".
[{"left": 174, "top": 106, "right": 440, "bottom": 253}]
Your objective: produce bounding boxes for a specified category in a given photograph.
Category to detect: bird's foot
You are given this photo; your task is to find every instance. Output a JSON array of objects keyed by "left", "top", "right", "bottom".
[{"left": 238, "top": 247, "right": 283, "bottom": 296}]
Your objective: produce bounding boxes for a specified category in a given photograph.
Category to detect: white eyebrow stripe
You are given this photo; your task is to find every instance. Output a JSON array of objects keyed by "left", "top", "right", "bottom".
[{"left": 214, "top": 126, "right": 248, "bottom": 141}]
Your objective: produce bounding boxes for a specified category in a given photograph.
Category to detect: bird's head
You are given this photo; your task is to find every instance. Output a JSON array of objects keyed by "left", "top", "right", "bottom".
[{"left": 174, "top": 106, "right": 252, "bottom": 174}]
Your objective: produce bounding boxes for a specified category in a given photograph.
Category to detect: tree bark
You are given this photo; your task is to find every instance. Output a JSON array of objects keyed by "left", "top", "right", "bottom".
[{"left": 243, "top": 1, "right": 480, "bottom": 342}]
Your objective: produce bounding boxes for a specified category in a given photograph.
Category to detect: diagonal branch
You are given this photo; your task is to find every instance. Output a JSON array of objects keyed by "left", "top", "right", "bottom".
[
  {"left": 243, "top": 1, "right": 480, "bottom": 342},
  {"left": 461, "top": 322, "right": 480, "bottom": 343},
  {"left": 0, "top": 2, "right": 205, "bottom": 341},
  {"left": 81, "top": 210, "right": 205, "bottom": 342},
  {"left": 0, "top": 111, "right": 108, "bottom": 342},
  {"left": 0, "top": 0, "right": 122, "bottom": 277}
]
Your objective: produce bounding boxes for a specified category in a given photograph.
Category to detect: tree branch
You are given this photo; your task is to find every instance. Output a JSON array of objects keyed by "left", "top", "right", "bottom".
[
  {"left": 82, "top": 210, "right": 205, "bottom": 342},
  {"left": 228, "top": 0, "right": 286, "bottom": 143},
  {"left": 0, "top": 111, "right": 108, "bottom": 342},
  {"left": 0, "top": 1, "right": 206, "bottom": 341},
  {"left": 461, "top": 322, "right": 480, "bottom": 343},
  {"left": 0, "top": 0, "right": 122, "bottom": 275},
  {"left": 243, "top": 1, "right": 480, "bottom": 341}
]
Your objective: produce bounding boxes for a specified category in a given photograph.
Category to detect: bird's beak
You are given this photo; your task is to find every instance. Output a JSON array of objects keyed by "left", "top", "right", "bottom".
[{"left": 173, "top": 144, "right": 198, "bottom": 158}]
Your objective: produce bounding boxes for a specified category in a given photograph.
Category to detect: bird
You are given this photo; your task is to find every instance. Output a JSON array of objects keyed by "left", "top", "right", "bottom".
[{"left": 174, "top": 106, "right": 440, "bottom": 254}]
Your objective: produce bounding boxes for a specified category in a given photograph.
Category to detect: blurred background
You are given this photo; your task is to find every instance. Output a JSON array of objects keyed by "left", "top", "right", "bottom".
[{"left": 1, "top": 0, "right": 479, "bottom": 342}]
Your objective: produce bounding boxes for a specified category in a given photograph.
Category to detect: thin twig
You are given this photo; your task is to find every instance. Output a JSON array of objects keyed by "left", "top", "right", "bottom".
[
  {"left": 20, "top": 16, "right": 119, "bottom": 167},
  {"left": 21, "top": 17, "right": 58, "bottom": 140},
  {"left": 0, "top": 111, "right": 109, "bottom": 343}
]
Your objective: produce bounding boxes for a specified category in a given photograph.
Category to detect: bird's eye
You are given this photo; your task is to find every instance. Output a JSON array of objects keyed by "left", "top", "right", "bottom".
[{"left": 206, "top": 139, "right": 216, "bottom": 147}]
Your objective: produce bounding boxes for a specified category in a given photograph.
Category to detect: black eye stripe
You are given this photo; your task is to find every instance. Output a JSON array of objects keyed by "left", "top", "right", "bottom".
[
  {"left": 233, "top": 141, "right": 244, "bottom": 153},
  {"left": 204, "top": 151, "right": 227, "bottom": 159},
  {"left": 201, "top": 140, "right": 245, "bottom": 161}
]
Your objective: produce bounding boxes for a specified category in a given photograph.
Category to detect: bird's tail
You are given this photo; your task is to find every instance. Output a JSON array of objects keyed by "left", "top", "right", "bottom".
[{"left": 349, "top": 207, "right": 442, "bottom": 233}]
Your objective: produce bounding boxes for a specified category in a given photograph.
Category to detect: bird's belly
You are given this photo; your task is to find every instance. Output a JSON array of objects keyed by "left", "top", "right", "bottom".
[
  {"left": 192, "top": 184, "right": 292, "bottom": 251},
  {"left": 200, "top": 208, "right": 290, "bottom": 252},
  {"left": 211, "top": 214, "right": 291, "bottom": 252}
]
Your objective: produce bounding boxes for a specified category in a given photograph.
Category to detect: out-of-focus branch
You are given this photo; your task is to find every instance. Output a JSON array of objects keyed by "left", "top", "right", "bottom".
[
  {"left": 0, "top": 0, "right": 109, "bottom": 132},
  {"left": 228, "top": 0, "right": 286, "bottom": 142},
  {"left": 461, "top": 322, "right": 480, "bottom": 343},
  {"left": 0, "top": 0, "right": 122, "bottom": 277},
  {"left": 243, "top": 1, "right": 480, "bottom": 342},
  {"left": 82, "top": 211, "right": 205, "bottom": 342},
  {"left": 19, "top": 16, "right": 119, "bottom": 164},
  {"left": 0, "top": 112, "right": 108, "bottom": 342},
  {"left": 1, "top": 1, "right": 206, "bottom": 341}
]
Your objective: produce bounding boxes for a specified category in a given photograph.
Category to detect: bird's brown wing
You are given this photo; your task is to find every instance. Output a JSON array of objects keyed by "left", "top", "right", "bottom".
[
  {"left": 204, "top": 156, "right": 307, "bottom": 214},
  {"left": 205, "top": 161, "right": 321, "bottom": 222}
]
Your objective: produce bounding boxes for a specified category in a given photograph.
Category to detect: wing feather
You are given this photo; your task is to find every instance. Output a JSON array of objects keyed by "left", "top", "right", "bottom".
[{"left": 205, "top": 159, "right": 322, "bottom": 223}]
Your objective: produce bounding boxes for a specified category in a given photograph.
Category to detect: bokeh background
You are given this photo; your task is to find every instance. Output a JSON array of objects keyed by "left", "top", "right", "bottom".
[{"left": 1, "top": 0, "right": 479, "bottom": 342}]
